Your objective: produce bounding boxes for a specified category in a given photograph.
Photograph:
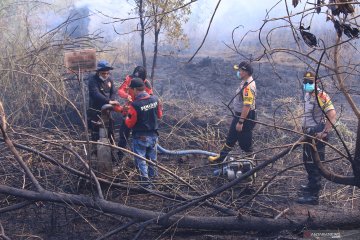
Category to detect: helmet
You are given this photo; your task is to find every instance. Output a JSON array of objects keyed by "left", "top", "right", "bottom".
[
  {"left": 97, "top": 60, "right": 113, "bottom": 71},
  {"left": 234, "top": 61, "right": 253, "bottom": 75},
  {"left": 132, "top": 66, "right": 147, "bottom": 80}
]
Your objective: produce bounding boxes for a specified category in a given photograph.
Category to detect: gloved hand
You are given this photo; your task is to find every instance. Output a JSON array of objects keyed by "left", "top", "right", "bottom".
[{"left": 113, "top": 105, "right": 123, "bottom": 113}]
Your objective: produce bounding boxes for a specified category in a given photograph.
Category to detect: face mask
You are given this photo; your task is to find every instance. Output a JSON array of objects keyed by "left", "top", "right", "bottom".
[
  {"left": 236, "top": 71, "right": 241, "bottom": 79},
  {"left": 99, "top": 75, "right": 108, "bottom": 81},
  {"left": 303, "top": 83, "right": 315, "bottom": 92}
]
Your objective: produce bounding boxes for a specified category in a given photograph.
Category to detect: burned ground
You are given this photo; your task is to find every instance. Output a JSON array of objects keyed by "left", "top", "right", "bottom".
[{"left": 1, "top": 54, "right": 359, "bottom": 239}]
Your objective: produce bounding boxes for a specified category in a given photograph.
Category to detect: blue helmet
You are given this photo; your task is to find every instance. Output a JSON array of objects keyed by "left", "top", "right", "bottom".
[{"left": 97, "top": 60, "right": 113, "bottom": 71}]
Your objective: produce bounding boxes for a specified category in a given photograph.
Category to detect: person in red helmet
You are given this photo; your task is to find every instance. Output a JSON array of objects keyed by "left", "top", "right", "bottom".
[{"left": 117, "top": 66, "right": 153, "bottom": 160}]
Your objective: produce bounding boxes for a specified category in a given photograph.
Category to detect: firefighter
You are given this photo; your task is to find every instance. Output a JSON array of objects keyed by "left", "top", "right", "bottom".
[
  {"left": 209, "top": 61, "right": 257, "bottom": 163},
  {"left": 297, "top": 71, "right": 337, "bottom": 205},
  {"left": 125, "top": 78, "right": 162, "bottom": 189},
  {"left": 88, "top": 60, "right": 120, "bottom": 142},
  {"left": 117, "top": 66, "right": 153, "bottom": 160}
]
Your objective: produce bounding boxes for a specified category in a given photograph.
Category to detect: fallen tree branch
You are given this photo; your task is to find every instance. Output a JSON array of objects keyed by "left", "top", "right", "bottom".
[
  {"left": 0, "top": 201, "right": 33, "bottom": 214},
  {"left": 139, "top": 137, "right": 305, "bottom": 226},
  {"left": 312, "top": 140, "right": 357, "bottom": 186},
  {"left": 0, "top": 222, "right": 11, "bottom": 240},
  {"left": 238, "top": 154, "right": 347, "bottom": 209},
  {"left": 0, "top": 137, "right": 237, "bottom": 216},
  {"left": 0, "top": 183, "right": 359, "bottom": 232},
  {"left": 96, "top": 220, "right": 137, "bottom": 240}
]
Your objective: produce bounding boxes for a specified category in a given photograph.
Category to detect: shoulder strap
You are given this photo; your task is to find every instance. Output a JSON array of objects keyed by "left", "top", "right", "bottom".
[
  {"left": 144, "top": 79, "right": 152, "bottom": 89},
  {"left": 240, "top": 82, "right": 247, "bottom": 101}
]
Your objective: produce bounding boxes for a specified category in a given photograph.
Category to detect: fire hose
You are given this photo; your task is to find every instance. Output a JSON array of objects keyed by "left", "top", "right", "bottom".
[
  {"left": 157, "top": 144, "right": 255, "bottom": 182},
  {"left": 157, "top": 144, "right": 217, "bottom": 157}
]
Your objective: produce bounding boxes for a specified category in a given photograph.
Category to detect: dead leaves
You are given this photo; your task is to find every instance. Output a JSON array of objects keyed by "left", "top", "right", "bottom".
[
  {"left": 292, "top": 0, "right": 301, "bottom": 8},
  {"left": 293, "top": 0, "right": 359, "bottom": 42},
  {"left": 300, "top": 26, "right": 318, "bottom": 47},
  {"left": 293, "top": 0, "right": 355, "bottom": 16},
  {"left": 329, "top": 0, "right": 355, "bottom": 16}
]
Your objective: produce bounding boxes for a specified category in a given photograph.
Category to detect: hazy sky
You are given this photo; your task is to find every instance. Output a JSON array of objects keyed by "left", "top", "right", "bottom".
[
  {"left": 42, "top": 0, "right": 338, "bottom": 52},
  {"left": 71, "top": 0, "right": 288, "bottom": 39}
]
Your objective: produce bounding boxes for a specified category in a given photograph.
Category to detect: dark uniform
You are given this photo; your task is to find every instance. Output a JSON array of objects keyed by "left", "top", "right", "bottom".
[
  {"left": 226, "top": 77, "right": 256, "bottom": 152},
  {"left": 88, "top": 72, "right": 116, "bottom": 142},
  {"left": 298, "top": 81, "right": 335, "bottom": 204},
  {"left": 295, "top": 71, "right": 336, "bottom": 205}
]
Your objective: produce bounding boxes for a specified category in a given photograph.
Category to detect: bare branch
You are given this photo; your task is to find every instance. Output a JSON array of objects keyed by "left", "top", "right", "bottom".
[{"left": 187, "top": 0, "right": 222, "bottom": 63}]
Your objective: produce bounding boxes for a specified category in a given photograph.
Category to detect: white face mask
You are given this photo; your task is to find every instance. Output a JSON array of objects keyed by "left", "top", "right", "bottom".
[{"left": 99, "top": 75, "right": 108, "bottom": 81}]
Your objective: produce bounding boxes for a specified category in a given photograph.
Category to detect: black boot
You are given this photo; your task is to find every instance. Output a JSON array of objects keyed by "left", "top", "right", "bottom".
[
  {"left": 302, "top": 162, "right": 322, "bottom": 191},
  {"left": 208, "top": 144, "right": 232, "bottom": 163},
  {"left": 302, "top": 142, "right": 323, "bottom": 190},
  {"left": 297, "top": 192, "right": 319, "bottom": 205},
  {"left": 300, "top": 184, "right": 313, "bottom": 192}
]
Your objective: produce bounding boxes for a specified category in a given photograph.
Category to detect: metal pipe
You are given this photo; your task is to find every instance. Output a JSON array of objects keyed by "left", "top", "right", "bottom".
[{"left": 157, "top": 144, "right": 217, "bottom": 157}]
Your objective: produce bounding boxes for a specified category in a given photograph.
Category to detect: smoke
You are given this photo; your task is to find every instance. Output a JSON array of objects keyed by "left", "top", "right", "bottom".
[
  {"left": 184, "top": 1, "right": 283, "bottom": 40},
  {"left": 66, "top": 6, "right": 90, "bottom": 38},
  {"left": 74, "top": 0, "right": 133, "bottom": 38},
  {"left": 68, "top": 0, "right": 287, "bottom": 47},
  {"left": 41, "top": 0, "right": 344, "bottom": 54}
]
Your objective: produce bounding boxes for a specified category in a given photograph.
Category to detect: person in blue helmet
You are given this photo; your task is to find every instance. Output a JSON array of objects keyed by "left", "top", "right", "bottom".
[{"left": 88, "top": 60, "right": 120, "bottom": 142}]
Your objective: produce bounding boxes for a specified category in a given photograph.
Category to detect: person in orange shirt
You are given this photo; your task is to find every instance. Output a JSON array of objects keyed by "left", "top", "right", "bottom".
[{"left": 117, "top": 66, "right": 153, "bottom": 160}]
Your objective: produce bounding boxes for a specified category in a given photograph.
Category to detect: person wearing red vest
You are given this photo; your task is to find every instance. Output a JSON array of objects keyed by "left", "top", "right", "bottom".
[
  {"left": 125, "top": 78, "right": 162, "bottom": 189},
  {"left": 117, "top": 66, "right": 153, "bottom": 160}
]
